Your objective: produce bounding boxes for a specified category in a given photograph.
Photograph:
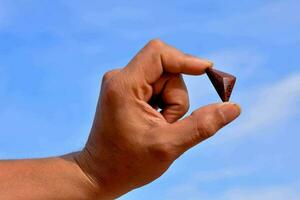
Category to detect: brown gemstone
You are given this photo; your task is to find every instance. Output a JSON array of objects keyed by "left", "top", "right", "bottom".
[{"left": 205, "top": 68, "right": 236, "bottom": 102}]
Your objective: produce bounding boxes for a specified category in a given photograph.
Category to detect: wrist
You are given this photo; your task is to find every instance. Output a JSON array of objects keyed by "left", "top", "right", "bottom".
[
  {"left": 72, "top": 148, "right": 134, "bottom": 199},
  {"left": 60, "top": 152, "right": 102, "bottom": 199}
]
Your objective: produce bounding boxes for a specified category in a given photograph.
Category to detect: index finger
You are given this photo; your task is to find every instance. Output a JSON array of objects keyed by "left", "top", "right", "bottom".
[{"left": 123, "top": 39, "right": 213, "bottom": 84}]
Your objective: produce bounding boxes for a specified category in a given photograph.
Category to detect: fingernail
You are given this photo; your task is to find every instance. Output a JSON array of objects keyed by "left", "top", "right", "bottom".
[
  {"left": 205, "top": 60, "right": 214, "bottom": 67},
  {"left": 219, "top": 102, "right": 241, "bottom": 123},
  {"left": 186, "top": 54, "right": 214, "bottom": 67},
  {"left": 200, "top": 58, "right": 213, "bottom": 67}
]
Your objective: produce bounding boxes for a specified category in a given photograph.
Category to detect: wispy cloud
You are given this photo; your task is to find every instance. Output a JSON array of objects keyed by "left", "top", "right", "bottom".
[
  {"left": 225, "top": 72, "right": 300, "bottom": 140},
  {"left": 221, "top": 183, "right": 300, "bottom": 200},
  {"left": 205, "top": 48, "right": 265, "bottom": 79},
  {"left": 184, "top": 48, "right": 265, "bottom": 111},
  {"left": 191, "top": 165, "right": 257, "bottom": 183},
  {"left": 165, "top": 181, "right": 300, "bottom": 200}
]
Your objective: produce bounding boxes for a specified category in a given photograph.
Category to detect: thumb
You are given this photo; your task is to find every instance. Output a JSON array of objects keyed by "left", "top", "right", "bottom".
[{"left": 170, "top": 102, "right": 241, "bottom": 150}]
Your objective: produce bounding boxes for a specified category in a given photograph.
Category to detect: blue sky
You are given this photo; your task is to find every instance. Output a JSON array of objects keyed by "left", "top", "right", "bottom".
[{"left": 0, "top": 0, "right": 300, "bottom": 199}]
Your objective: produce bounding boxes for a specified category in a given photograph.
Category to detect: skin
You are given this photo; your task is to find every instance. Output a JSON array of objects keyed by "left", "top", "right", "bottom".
[{"left": 0, "top": 39, "right": 241, "bottom": 200}]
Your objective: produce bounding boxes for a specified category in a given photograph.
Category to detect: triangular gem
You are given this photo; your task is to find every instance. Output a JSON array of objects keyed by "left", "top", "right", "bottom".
[{"left": 205, "top": 68, "right": 236, "bottom": 102}]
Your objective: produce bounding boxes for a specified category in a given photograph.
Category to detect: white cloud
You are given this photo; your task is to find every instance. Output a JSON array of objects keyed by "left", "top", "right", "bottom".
[
  {"left": 221, "top": 184, "right": 300, "bottom": 200},
  {"left": 165, "top": 182, "right": 300, "bottom": 200},
  {"left": 162, "top": 163, "right": 260, "bottom": 199},
  {"left": 165, "top": 185, "right": 208, "bottom": 200},
  {"left": 225, "top": 72, "right": 300, "bottom": 140},
  {"left": 192, "top": 165, "right": 257, "bottom": 183},
  {"left": 183, "top": 48, "right": 265, "bottom": 111},
  {"left": 205, "top": 48, "right": 265, "bottom": 79}
]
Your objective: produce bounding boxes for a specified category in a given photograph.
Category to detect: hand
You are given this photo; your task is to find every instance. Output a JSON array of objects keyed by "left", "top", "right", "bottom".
[{"left": 75, "top": 39, "right": 241, "bottom": 199}]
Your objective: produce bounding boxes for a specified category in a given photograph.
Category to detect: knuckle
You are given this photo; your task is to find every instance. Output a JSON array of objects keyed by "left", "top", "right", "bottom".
[
  {"left": 147, "top": 38, "right": 164, "bottom": 50},
  {"left": 176, "top": 99, "right": 190, "bottom": 114},
  {"left": 191, "top": 111, "right": 218, "bottom": 141},
  {"left": 102, "top": 78, "right": 120, "bottom": 100},
  {"left": 102, "top": 69, "right": 120, "bottom": 84},
  {"left": 102, "top": 72, "right": 111, "bottom": 83},
  {"left": 179, "top": 96, "right": 190, "bottom": 112},
  {"left": 200, "top": 120, "right": 218, "bottom": 139},
  {"left": 183, "top": 101, "right": 190, "bottom": 112},
  {"left": 216, "top": 107, "right": 228, "bottom": 126}
]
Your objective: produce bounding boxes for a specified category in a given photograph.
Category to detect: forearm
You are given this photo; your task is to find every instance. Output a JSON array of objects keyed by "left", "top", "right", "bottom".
[{"left": 0, "top": 152, "right": 99, "bottom": 200}]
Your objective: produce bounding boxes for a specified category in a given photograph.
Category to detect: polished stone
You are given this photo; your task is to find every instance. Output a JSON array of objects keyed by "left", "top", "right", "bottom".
[{"left": 205, "top": 68, "right": 236, "bottom": 102}]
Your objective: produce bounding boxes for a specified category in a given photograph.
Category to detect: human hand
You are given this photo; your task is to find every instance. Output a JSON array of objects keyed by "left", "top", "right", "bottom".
[{"left": 75, "top": 39, "right": 241, "bottom": 199}]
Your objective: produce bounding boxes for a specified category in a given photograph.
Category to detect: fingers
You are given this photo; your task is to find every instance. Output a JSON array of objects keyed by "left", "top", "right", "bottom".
[
  {"left": 151, "top": 73, "right": 189, "bottom": 123},
  {"left": 122, "top": 39, "right": 213, "bottom": 85},
  {"left": 169, "top": 103, "right": 241, "bottom": 150}
]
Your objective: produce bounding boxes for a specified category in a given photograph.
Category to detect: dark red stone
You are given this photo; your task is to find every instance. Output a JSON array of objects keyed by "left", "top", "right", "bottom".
[{"left": 205, "top": 68, "right": 236, "bottom": 102}]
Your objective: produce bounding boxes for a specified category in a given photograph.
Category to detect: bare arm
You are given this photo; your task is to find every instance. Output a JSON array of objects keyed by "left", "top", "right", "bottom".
[
  {"left": 0, "top": 153, "right": 100, "bottom": 199},
  {"left": 0, "top": 39, "right": 241, "bottom": 200}
]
